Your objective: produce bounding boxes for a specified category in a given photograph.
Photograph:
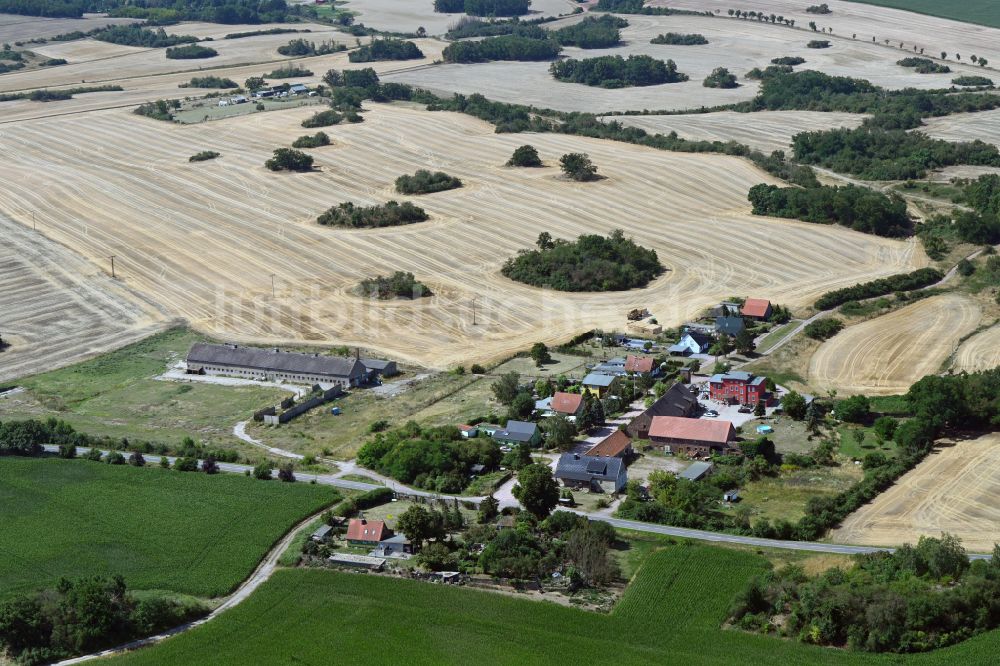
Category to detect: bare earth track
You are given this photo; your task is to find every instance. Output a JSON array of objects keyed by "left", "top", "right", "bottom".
[
  {"left": 808, "top": 294, "right": 982, "bottom": 396},
  {"left": 833, "top": 433, "right": 1000, "bottom": 554}
]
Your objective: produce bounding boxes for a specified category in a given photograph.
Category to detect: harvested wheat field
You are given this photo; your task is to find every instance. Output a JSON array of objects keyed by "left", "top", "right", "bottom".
[
  {"left": 833, "top": 433, "right": 1000, "bottom": 554},
  {"left": 0, "top": 103, "right": 924, "bottom": 368},
  {"left": 0, "top": 13, "right": 139, "bottom": 44},
  {"left": 0, "top": 214, "right": 168, "bottom": 383},
  {"left": 602, "top": 111, "right": 866, "bottom": 154},
  {"left": 922, "top": 109, "right": 1000, "bottom": 149},
  {"left": 808, "top": 293, "right": 982, "bottom": 395},
  {"left": 953, "top": 324, "right": 1000, "bottom": 373}
]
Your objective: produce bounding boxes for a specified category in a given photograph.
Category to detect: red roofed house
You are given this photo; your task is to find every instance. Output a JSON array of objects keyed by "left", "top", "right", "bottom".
[
  {"left": 585, "top": 430, "right": 633, "bottom": 459},
  {"left": 550, "top": 392, "right": 584, "bottom": 418},
  {"left": 624, "top": 355, "right": 656, "bottom": 374},
  {"left": 741, "top": 298, "right": 772, "bottom": 321},
  {"left": 346, "top": 518, "right": 392, "bottom": 545},
  {"left": 648, "top": 416, "right": 737, "bottom": 457}
]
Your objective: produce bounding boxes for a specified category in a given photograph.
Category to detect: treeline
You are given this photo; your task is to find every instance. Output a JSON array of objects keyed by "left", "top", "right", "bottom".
[
  {"left": 791, "top": 126, "right": 1000, "bottom": 180},
  {"left": 433, "top": 0, "right": 531, "bottom": 16},
  {"left": 179, "top": 76, "right": 238, "bottom": 88},
  {"left": 550, "top": 55, "right": 687, "bottom": 88},
  {"left": 0, "top": 576, "right": 206, "bottom": 665},
  {"left": 276, "top": 38, "right": 343, "bottom": 56},
  {"left": 898, "top": 56, "right": 950, "bottom": 74},
  {"left": 732, "top": 535, "right": 1000, "bottom": 652},
  {"left": 595, "top": 0, "right": 709, "bottom": 15},
  {"left": 442, "top": 35, "right": 561, "bottom": 63},
  {"left": 747, "top": 183, "right": 913, "bottom": 237},
  {"left": 444, "top": 16, "right": 551, "bottom": 40},
  {"left": 552, "top": 14, "right": 626, "bottom": 48},
  {"left": 134, "top": 98, "right": 180, "bottom": 121},
  {"left": 813, "top": 267, "right": 944, "bottom": 310},
  {"left": 501, "top": 229, "right": 664, "bottom": 292},
  {"left": 358, "top": 271, "right": 432, "bottom": 300},
  {"left": 105, "top": 0, "right": 299, "bottom": 24},
  {"left": 0, "top": 0, "right": 85, "bottom": 17},
  {"left": 267, "top": 64, "right": 312, "bottom": 78},
  {"left": 349, "top": 37, "right": 423, "bottom": 62},
  {"left": 316, "top": 201, "right": 428, "bottom": 228},
  {"left": 225, "top": 27, "right": 306, "bottom": 39},
  {"left": 93, "top": 25, "right": 198, "bottom": 48},
  {"left": 357, "top": 422, "right": 501, "bottom": 493},
  {"left": 0, "top": 85, "right": 122, "bottom": 103},
  {"left": 165, "top": 44, "right": 217, "bottom": 59},
  {"left": 650, "top": 32, "right": 708, "bottom": 45},
  {"left": 920, "top": 175, "right": 1000, "bottom": 250}
]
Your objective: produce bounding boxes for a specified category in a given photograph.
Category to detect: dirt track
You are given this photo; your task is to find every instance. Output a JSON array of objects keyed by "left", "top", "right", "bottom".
[
  {"left": 833, "top": 433, "right": 1000, "bottom": 554},
  {"left": 808, "top": 293, "right": 982, "bottom": 395}
]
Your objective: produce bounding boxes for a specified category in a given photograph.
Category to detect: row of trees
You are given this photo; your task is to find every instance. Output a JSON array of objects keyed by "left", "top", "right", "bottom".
[
  {"left": 897, "top": 56, "right": 950, "bottom": 74},
  {"left": 316, "top": 201, "right": 428, "bottom": 228},
  {"left": 444, "top": 16, "right": 549, "bottom": 40},
  {"left": 747, "top": 183, "right": 913, "bottom": 238},
  {"left": 501, "top": 230, "right": 664, "bottom": 292},
  {"left": 550, "top": 55, "right": 688, "bottom": 88},
  {"left": 165, "top": 44, "right": 217, "bottom": 59},
  {"left": 433, "top": 0, "right": 531, "bottom": 16},
  {"left": 277, "top": 38, "right": 344, "bottom": 57},
  {"left": 357, "top": 271, "right": 432, "bottom": 300},
  {"left": 650, "top": 32, "right": 708, "bottom": 45},
  {"left": 348, "top": 37, "right": 423, "bottom": 62},
  {"left": 93, "top": 25, "right": 198, "bottom": 48},
  {"left": 179, "top": 76, "right": 238, "bottom": 88},
  {"left": 813, "top": 267, "right": 944, "bottom": 310},
  {"left": 442, "top": 35, "right": 561, "bottom": 63}
]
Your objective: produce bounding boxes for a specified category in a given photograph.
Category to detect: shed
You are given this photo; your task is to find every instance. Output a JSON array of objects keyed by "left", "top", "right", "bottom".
[
  {"left": 679, "top": 461, "right": 714, "bottom": 481},
  {"left": 723, "top": 490, "right": 740, "bottom": 503},
  {"left": 328, "top": 553, "right": 386, "bottom": 570},
  {"left": 310, "top": 525, "right": 333, "bottom": 542}
]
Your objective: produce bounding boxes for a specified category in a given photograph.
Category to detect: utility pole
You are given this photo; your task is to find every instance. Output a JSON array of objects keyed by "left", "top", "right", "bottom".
[
  {"left": 110, "top": 255, "right": 116, "bottom": 279},
  {"left": 471, "top": 297, "right": 477, "bottom": 326},
  {"left": 270, "top": 274, "right": 276, "bottom": 298}
]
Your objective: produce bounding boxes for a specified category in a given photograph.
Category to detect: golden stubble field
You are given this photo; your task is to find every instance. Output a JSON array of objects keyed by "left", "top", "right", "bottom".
[
  {"left": 833, "top": 433, "right": 1000, "bottom": 554},
  {"left": 0, "top": 102, "right": 926, "bottom": 368},
  {"left": 953, "top": 324, "right": 1000, "bottom": 373},
  {"left": 808, "top": 293, "right": 983, "bottom": 396}
]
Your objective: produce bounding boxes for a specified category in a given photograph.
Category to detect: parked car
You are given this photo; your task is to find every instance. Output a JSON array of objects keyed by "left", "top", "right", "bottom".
[{"left": 738, "top": 406, "right": 753, "bottom": 413}]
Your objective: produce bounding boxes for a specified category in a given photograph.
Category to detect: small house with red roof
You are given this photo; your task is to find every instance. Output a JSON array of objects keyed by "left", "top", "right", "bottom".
[
  {"left": 624, "top": 355, "right": 656, "bottom": 375},
  {"left": 346, "top": 518, "right": 392, "bottom": 545},
  {"left": 549, "top": 392, "right": 584, "bottom": 418},
  {"left": 741, "top": 298, "right": 772, "bottom": 321},
  {"left": 585, "top": 430, "right": 633, "bottom": 459}
]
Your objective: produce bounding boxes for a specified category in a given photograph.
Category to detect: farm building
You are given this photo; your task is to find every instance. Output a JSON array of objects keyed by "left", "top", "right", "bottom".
[
  {"left": 741, "top": 298, "right": 773, "bottom": 321},
  {"left": 680, "top": 461, "right": 714, "bottom": 481},
  {"left": 554, "top": 453, "right": 627, "bottom": 494},
  {"left": 374, "top": 534, "right": 412, "bottom": 557},
  {"left": 360, "top": 357, "right": 399, "bottom": 378},
  {"left": 591, "top": 361, "right": 628, "bottom": 376},
  {"left": 668, "top": 330, "right": 713, "bottom": 356},
  {"left": 310, "top": 525, "right": 333, "bottom": 543},
  {"left": 625, "top": 383, "right": 699, "bottom": 439},
  {"left": 493, "top": 420, "right": 541, "bottom": 447},
  {"left": 458, "top": 425, "right": 479, "bottom": 438},
  {"left": 582, "top": 372, "right": 617, "bottom": 397},
  {"left": 346, "top": 518, "right": 392, "bottom": 545},
  {"left": 648, "top": 417, "right": 737, "bottom": 457},
  {"left": 709, "top": 302, "right": 741, "bottom": 318},
  {"left": 709, "top": 371, "right": 768, "bottom": 406},
  {"left": 288, "top": 83, "right": 309, "bottom": 95},
  {"left": 328, "top": 553, "right": 386, "bottom": 571},
  {"left": 715, "top": 316, "right": 745, "bottom": 337},
  {"left": 585, "top": 430, "right": 633, "bottom": 459},
  {"left": 185, "top": 343, "right": 375, "bottom": 388},
  {"left": 624, "top": 355, "right": 656, "bottom": 374},
  {"left": 623, "top": 338, "right": 655, "bottom": 351}
]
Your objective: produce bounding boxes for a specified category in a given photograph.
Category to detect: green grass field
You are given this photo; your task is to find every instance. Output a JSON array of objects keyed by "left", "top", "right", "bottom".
[
  {"left": 848, "top": 0, "right": 1000, "bottom": 29},
  {"left": 0, "top": 457, "right": 339, "bottom": 600},
  {"left": 109, "top": 543, "right": 1000, "bottom": 665}
]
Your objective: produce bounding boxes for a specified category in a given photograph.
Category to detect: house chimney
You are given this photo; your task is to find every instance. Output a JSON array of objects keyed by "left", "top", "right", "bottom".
[{"left": 355, "top": 347, "right": 360, "bottom": 361}]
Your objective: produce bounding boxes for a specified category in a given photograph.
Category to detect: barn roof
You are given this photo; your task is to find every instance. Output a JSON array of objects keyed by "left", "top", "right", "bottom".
[
  {"left": 187, "top": 343, "right": 363, "bottom": 379},
  {"left": 648, "top": 416, "right": 735, "bottom": 444},
  {"left": 585, "top": 430, "right": 632, "bottom": 458},
  {"left": 741, "top": 298, "right": 771, "bottom": 318},
  {"left": 550, "top": 392, "right": 583, "bottom": 415},
  {"left": 624, "top": 355, "right": 655, "bottom": 373},
  {"left": 346, "top": 519, "right": 390, "bottom": 542},
  {"left": 635, "top": 383, "right": 699, "bottom": 420}
]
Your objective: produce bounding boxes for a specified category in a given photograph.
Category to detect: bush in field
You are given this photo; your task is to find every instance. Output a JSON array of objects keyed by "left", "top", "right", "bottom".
[
  {"left": 703, "top": 67, "right": 738, "bottom": 88},
  {"left": 559, "top": 152, "right": 598, "bottom": 181},
  {"left": 807, "top": 40, "right": 830, "bottom": 49},
  {"left": 395, "top": 170, "right": 463, "bottom": 195},
  {"left": 433, "top": 0, "right": 531, "bottom": 16},
  {"left": 952, "top": 75, "right": 993, "bottom": 86},
  {"left": 317, "top": 201, "right": 428, "bottom": 228},
  {"left": 804, "top": 318, "right": 843, "bottom": 340},
  {"left": 357, "top": 271, "right": 432, "bottom": 299},
  {"left": 897, "top": 57, "right": 950, "bottom": 74},
  {"left": 189, "top": 151, "right": 220, "bottom": 162},
  {"left": 265, "top": 148, "right": 314, "bottom": 172},
  {"left": 165, "top": 44, "right": 217, "bottom": 59},
  {"left": 179, "top": 76, "right": 238, "bottom": 88},
  {"left": 291, "top": 132, "right": 330, "bottom": 148},
  {"left": 507, "top": 144, "right": 542, "bottom": 167},
  {"left": 267, "top": 64, "right": 313, "bottom": 78},
  {"left": 94, "top": 25, "right": 197, "bottom": 48},
  {"left": 651, "top": 33, "right": 707, "bottom": 45},
  {"left": 277, "top": 38, "right": 343, "bottom": 56},
  {"left": 550, "top": 54, "right": 687, "bottom": 87},
  {"left": 301, "top": 109, "right": 342, "bottom": 128},
  {"left": 771, "top": 56, "right": 805, "bottom": 66},
  {"left": 553, "top": 15, "right": 625, "bottom": 48}
]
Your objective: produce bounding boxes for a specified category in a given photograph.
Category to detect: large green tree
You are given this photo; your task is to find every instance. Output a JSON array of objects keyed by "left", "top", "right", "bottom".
[{"left": 512, "top": 463, "right": 559, "bottom": 519}]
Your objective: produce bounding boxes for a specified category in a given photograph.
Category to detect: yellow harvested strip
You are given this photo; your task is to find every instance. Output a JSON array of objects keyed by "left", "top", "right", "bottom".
[
  {"left": 808, "top": 294, "right": 982, "bottom": 396},
  {"left": 832, "top": 433, "right": 1000, "bottom": 555},
  {"left": 0, "top": 103, "right": 925, "bottom": 368},
  {"left": 953, "top": 324, "right": 1000, "bottom": 373}
]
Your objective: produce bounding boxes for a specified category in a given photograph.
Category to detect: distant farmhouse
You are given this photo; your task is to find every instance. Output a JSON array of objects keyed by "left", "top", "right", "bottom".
[
  {"left": 741, "top": 298, "right": 773, "bottom": 321},
  {"left": 185, "top": 343, "right": 396, "bottom": 388}
]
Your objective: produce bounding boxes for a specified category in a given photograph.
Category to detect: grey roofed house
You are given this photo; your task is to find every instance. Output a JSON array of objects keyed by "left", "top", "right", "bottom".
[
  {"left": 709, "top": 371, "right": 765, "bottom": 387},
  {"left": 582, "top": 373, "right": 616, "bottom": 388},
  {"left": 715, "top": 316, "right": 745, "bottom": 337},
  {"left": 186, "top": 342, "right": 369, "bottom": 387},
  {"left": 679, "top": 461, "right": 713, "bottom": 481},
  {"left": 311, "top": 525, "right": 333, "bottom": 542},
  {"left": 625, "top": 382, "right": 699, "bottom": 439},
  {"left": 554, "top": 453, "right": 627, "bottom": 493},
  {"left": 592, "top": 363, "right": 627, "bottom": 376},
  {"left": 360, "top": 357, "right": 398, "bottom": 377},
  {"left": 493, "top": 420, "right": 540, "bottom": 444}
]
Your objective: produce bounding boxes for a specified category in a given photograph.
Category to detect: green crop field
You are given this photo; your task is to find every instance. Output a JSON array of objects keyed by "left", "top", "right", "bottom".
[
  {"left": 0, "top": 457, "right": 339, "bottom": 600},
  {"left": 109, "top": 544, "right": 999, "bottom": 665},
  {"left": 848, "top": 0, "right": 1000, "bottom": 29}
]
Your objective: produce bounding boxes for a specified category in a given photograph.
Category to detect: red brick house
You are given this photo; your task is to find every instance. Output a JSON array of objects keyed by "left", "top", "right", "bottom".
[
  {"left": 708, "top": 371, "right": 768, "bottom": 406},
  {"left": 346, "top": 519, "right": 391, "bottom": 545},
  {"left": 648, "top": 416, "right": 737, "bottom": 457},
  {"left": 741, "top": 298, "right": 772, "bottom": 321}
]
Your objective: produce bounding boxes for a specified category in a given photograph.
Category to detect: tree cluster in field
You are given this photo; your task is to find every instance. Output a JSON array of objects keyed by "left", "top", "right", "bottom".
[
  {"left": 434, "top": 0, "right": 531, "bottom": 16},
  {"left": 0, "top": 576, "right": 206, "bottom": 664},
  {"left": 316, "top": 200, "right": 428, "bottom": 228},
  {"left": 0, "top": 84, "right": 122, "bottom": 103},
  {"left": 703, "top": 67, "right": 738, "bottom": 88},
  {"left": 357, "top": 271, "right": 432, "bottom": 300},
  {"left": 291, "top": 132, "right": 329, "bottom": 148},
  {"left": 357, "top": 422, "right": 501, "bottom": 492},
  {"left": 165, "top": 44, "right": 217, "bottom": 59},
  {"left": 507, "top": 144, "right": 542, "bottom": 167},
  {"left": 265, "top": 148, "right": 313, "bottom": 172},
  {"left": 771, "top": 56, "right": 804, "bottom": 66},
  {"left": 791, "top": 126, "right": 1000, "bottom": 180},
  {"left": 745, "top": 64, "right": 791, "bottom": 80},
  {"left": 731, "top": 535, "right": 1000, "bottom": 653},
  {"left": 813, "top": 267, "right": 944, "bottom": 310},
  {"left": 550, "top": 54, "right": 688, "bottom": 88},
  {"left": 276, "top": 38, "right": 343, "bottom": 57},
  {"left": 225, "top": 27, "right": 306, "bottom": 40},
  {"left": 552, "top": 14, "right": 626, "bottom": 49},
  {"left": 267, "top": 64, "right": 312, "bottom": 78},
  {"left": 805, "top": 3, "right": 831, "bottom": 13},
  {"left": 179, "top": 76, "right": 238, "bottom": 88},
  {"left": 919, "top": 176, "right": 1000, "bottom": 255},
  {"left": 301, "top": 109, "right": 343, "bottom": 128},
  {"left": 650, "top": 32, "right": 708, "bottom": 45},
  {"left": 897, "top": 57, "right": 950, "bottom": 74},
  {"left": 395, "top": 170, "right": 463, "bottom": 195},
  {"left": 501, "top": 229, "right": 663, "bottom": 292},
  {"left": 747, "top": 183, "right": 913, "bottom": 237},
  {"left": 444, "top": 16, "right": 551, "bottom": 40},
  {"left": 94, "top": 25, "right": 199, "bottom": 48},
  {"left": 349, "top": 37, "right": 423, "bottom": 62},
  {"left": 952, "top": 75, "right": 993, "bottom": 87},
  {"left": 803, "top": 318, "right": 843, "bottom": 340},
  {"left": 133, "top": 98, "right": 180, "bottom": 121},
  {"left": 323, "top": 67, "right": 381, "bottom": 90},
  {"left": 559, "top": 152, "right": 599, "bottom": 180},
  {"left": 442, "top": 35, "right": 561, "bottom": 63},
  {"left": 807, "top": 40, "right": 830, "bottom": 49},
  {"left": 188, "top": 150, "right": 220, "bottom": 162}
]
